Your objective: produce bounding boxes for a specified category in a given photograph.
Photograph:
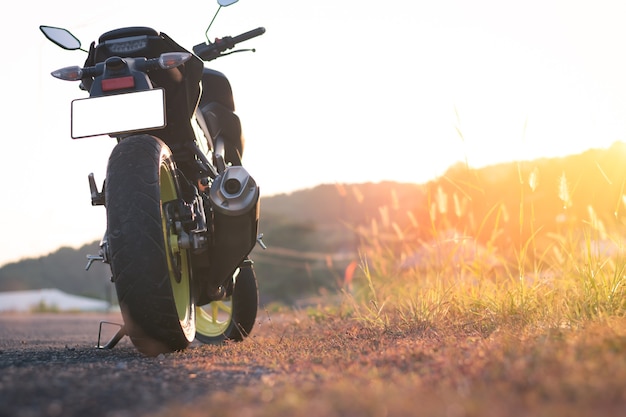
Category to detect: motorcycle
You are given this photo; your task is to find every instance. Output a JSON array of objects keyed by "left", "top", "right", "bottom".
[{"left": 40, "top": 0, "right": 266, "bottom": 356}]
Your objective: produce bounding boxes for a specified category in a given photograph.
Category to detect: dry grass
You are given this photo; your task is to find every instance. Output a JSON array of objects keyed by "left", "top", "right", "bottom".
[
  {"left": 154, "top": 312, "right": 626, "bottom": 417},
  {"left": 348, "top": 179, "right": 626, "bottom": 328},
  {"left": 157, "top": 172, "right": 626, "bottom": 416}
]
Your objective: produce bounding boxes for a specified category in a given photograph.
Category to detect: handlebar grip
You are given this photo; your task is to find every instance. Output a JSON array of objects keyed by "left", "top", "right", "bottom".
[
  {"left": 231, "top": 27, "right": 266, "bottom": 45},
  {"left": 193, "top": 27, "right": 266, "bottom": 61}
]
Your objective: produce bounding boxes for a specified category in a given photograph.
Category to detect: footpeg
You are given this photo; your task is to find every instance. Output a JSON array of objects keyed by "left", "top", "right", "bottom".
[
  {"left": 85, "top": 254, "right": 104, "bottom": 270},
  {"left": 85, "top": 235, "right": 110, "bottom": 271},
  {"left": 256, "top": 233, "right": 267, "bottom": 250}
]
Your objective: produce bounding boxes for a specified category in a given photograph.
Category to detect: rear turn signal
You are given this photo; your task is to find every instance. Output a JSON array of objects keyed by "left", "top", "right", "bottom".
[
  {"left": 158, "top": 52, "right": 192, "bottom": 69},
  {"left": 51, "top": 65, "right": 83, "bottom": 81}
]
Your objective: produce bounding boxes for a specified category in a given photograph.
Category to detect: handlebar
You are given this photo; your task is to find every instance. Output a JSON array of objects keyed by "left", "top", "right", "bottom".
[{"left": 193, "top": 27, "right": 266, "bottom": 61}]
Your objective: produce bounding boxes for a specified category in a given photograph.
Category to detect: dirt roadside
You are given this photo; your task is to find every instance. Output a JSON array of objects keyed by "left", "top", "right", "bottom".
[
  {"left": 3, "top": 312, "right": 626, "bottom": 417},
  {"left": 0, "top": 313, "right": 274, "bottom": 417}
]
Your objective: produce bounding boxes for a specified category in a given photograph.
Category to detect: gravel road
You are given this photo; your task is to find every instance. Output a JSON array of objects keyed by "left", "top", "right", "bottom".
[{"left": 0, "top": 313, "right": 269, "bottom": 417}]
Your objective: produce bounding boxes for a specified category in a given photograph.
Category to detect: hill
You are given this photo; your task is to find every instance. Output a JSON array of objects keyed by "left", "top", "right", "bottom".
[
  {"left": 2, "top": 142, "right": 626, "bottom": 303},
  {"left": 0, "top": 242, "right": 115, "bottom": 302}
]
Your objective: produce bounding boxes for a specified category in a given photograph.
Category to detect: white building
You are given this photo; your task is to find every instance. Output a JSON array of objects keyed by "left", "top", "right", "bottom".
[{"left": 0, "top": 289, "right": 110, "bottom": 312}]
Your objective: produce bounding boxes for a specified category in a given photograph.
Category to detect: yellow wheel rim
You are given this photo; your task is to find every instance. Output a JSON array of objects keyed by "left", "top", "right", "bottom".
[
  {"left": 196, "top": 298, "right": 233, "bottom": 337},
  {"left": 160, "top": 163, "right": 192, "bottom": 323}
]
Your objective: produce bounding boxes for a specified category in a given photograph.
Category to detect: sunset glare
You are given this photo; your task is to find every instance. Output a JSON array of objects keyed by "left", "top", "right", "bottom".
[{"left": 2, "top": 0, "right": 626, "bottom": 266}]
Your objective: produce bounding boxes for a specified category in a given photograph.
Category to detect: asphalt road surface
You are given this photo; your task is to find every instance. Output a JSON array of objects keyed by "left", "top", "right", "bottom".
[{"left": 0, "top": 313, "right": 267, "bottom": 417}]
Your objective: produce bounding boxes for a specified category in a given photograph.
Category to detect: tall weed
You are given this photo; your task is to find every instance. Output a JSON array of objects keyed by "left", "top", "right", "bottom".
[{"left": 343, "top": 168, "right": 626, "bottom": 333}]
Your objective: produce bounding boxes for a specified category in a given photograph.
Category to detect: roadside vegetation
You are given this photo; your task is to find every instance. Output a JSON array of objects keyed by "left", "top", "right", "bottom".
[
  {"left": 345, "top": 179, "right": 626, "bottom": 334},
  {"left": 158, "top": 154, "right": 626, "bottom": 417}
]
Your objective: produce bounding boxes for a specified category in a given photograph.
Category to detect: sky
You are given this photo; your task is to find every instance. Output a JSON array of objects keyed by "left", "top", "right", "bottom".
[{"left": 2, "top": 0, "right": 626, "bottom": 266}]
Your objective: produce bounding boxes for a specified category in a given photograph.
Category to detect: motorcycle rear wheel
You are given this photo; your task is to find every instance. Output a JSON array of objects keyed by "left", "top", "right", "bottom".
[
  {"left": 195, "top": 263, "right": 258, "bottom": 344},
  {"left": 106, "top": 134, "right": 195, "bottom": 356}
]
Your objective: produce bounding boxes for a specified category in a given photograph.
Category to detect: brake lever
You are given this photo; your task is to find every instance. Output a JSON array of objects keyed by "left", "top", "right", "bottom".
[{"left": 220, "top": 48, "right": 256, "bottom": 58}]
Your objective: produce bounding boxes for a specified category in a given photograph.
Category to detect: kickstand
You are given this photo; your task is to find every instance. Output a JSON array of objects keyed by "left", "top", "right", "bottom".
[{"left": 96, "top": 321, "right": 126, "bottom": 349}]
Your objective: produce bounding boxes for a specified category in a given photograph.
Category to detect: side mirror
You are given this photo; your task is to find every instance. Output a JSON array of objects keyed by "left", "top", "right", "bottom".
[
  {"left": 40, "top": 26, "right": 82, "bottom": 51},
  {"left": 205, "top": 0, "right": 239, "bottom": 43}
]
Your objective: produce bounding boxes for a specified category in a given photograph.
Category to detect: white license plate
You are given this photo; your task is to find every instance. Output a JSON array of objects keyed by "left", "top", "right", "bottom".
[{"left": 71, "top": 88, "right": 166, "bottom": 139}]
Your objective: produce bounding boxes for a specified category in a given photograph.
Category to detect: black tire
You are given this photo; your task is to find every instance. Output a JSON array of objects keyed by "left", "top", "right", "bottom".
[
  {"left": 195, "top": 264, "right": 258, "bottom": 344},
  {"left": 106, "top": 134, "right": 195, "bottom": 356}
]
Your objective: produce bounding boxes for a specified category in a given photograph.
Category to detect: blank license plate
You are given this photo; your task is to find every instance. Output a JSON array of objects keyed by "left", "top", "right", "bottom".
[{"left": 71, "top": 88, "right": 165, "bottom": 139}]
